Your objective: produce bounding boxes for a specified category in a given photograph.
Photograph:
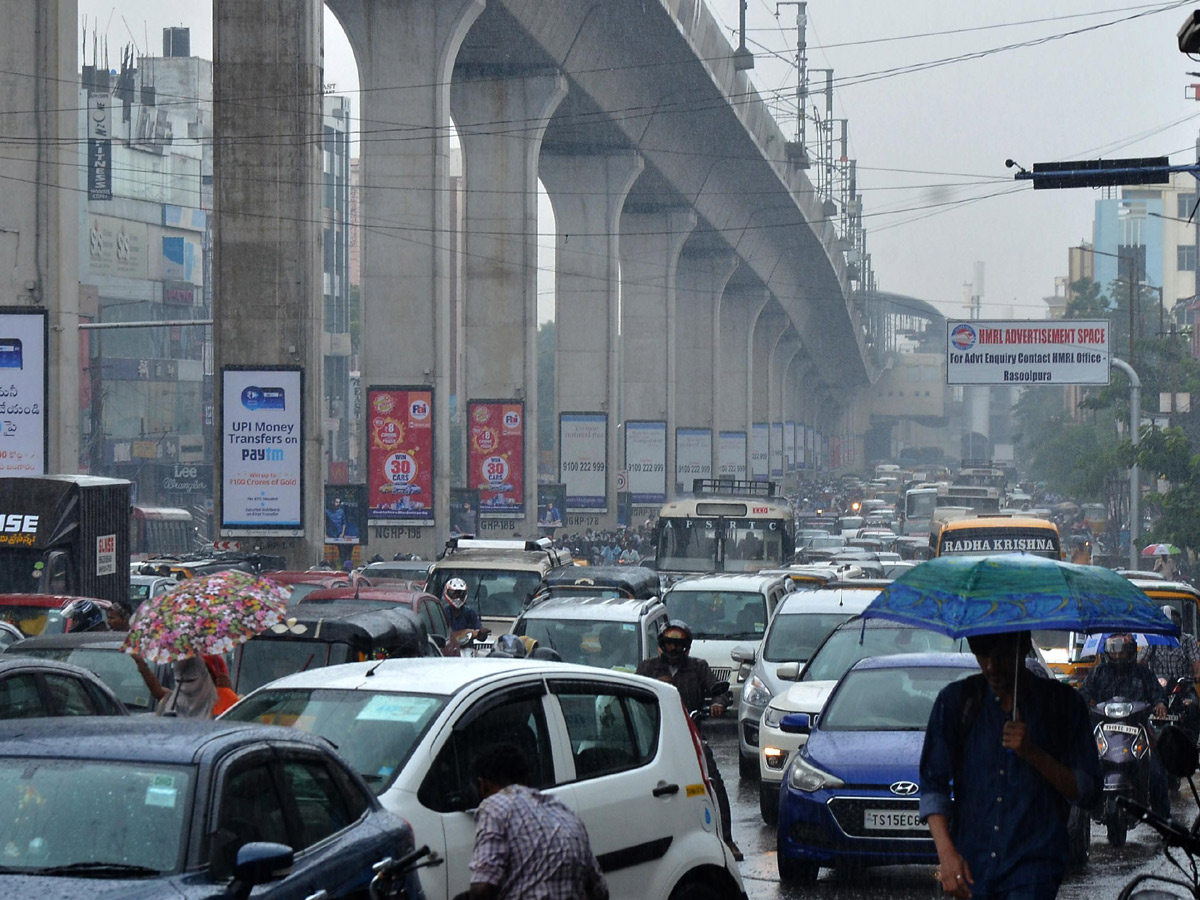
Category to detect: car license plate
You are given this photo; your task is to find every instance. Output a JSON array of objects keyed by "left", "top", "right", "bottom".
[
  {"left": 1102, "top": 723, "right": 1140, "bottom": 735},
  {"left": 863, "top": 809, "right": 923, "bottom": 831}
]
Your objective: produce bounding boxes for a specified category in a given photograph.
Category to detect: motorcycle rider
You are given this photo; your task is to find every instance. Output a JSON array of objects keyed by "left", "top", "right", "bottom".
[
  {"left": 635, "top": 620, "right": 742, "bottom": 861},
  {"left": 1079, "top": 632, "right": 1169, "bottom": 817},
  {"left": 442, "top": 577, "right": 490, "bottom": 645}
]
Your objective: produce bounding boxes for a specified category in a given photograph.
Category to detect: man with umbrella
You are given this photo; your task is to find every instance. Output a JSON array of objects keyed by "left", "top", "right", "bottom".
[{"left": 920, "top": 630, "right": 1100, "bottom": 899}]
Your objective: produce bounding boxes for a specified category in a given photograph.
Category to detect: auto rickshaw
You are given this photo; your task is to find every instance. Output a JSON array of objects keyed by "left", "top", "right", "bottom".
[{"left": 535, "top": 565, "right": 660, "bottom": 603}]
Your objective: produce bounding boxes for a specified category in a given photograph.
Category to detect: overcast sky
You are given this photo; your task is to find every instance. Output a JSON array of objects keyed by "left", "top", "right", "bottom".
[{"left": 79, "top": 1, "right": 1200, "bottom": 321}]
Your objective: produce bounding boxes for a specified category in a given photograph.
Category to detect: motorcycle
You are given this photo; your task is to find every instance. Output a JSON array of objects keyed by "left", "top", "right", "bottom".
[
  {"left": 1091, "top": 696, "right": 1155, "bottom": 848},
  {"left": 1117, "top": 725, "right": 1200, "bottom": 899}
]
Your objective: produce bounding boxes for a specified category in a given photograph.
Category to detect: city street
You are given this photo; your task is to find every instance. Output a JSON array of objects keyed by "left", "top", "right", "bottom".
[{"left": 706, "top": 718, "right": 1192, "bottom": 900}]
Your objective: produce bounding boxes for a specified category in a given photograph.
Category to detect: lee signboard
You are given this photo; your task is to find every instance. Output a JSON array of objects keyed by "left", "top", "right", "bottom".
[{"left": 946, "top": 320, "right": 1109, "bottom": 385}]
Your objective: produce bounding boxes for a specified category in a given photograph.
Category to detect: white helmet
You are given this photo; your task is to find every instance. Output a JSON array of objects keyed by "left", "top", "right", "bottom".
[{"left": 444, "top": 578, "right": 469, "bottom": 609}]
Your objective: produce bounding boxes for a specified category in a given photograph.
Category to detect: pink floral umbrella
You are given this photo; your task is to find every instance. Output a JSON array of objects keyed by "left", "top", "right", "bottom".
[{"left": 121, "top": 569, "right": 290, "bottom": 664}]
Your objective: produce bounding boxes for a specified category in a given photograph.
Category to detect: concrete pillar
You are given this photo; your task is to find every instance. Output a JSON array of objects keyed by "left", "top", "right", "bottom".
[
  {"left": 3, "top": 1, "right": 78, "bottom": 473},
  {"left": 773, "top": 343, "right": 800, "bottom": 480},
  {"left": 452, "top": 69, "right": 567, "bottom": 537},
  {"left": 540, "top": 151, "right": 644, "bottom": 530},
  {"left": 328, "top": 0, "right": 484, "bottom": 557},
  {"left": 213, "top": 0, "right": 324, "bottom": 567},
  {"left": 751, "top": 309, "right": 787, "bottom": 430},
  {"left": 765, "top": 330, "right": 796, "bottom": 481},
  {"left": 716, "top": 287, "right": 768, "bottom": 477},
  {"left": 674, "top": 249, "right": 737, "bottom": 493}
]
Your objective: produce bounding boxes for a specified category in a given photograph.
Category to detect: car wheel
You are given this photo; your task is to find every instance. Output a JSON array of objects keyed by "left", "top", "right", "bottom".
[
  {"left": 668, "top": 878, "right": 724, "bottom": 900},
  {"left": 739, "top": 752, "right": 758, "bottom": 780},
  {"left": 759, "top": 781, "right": 779, "bottom": 826},
  {"left": 777, "top": 848, "right": 818, "bottom": 885},
  {"left": 1067, "top": 805, "right": 1090, "bottom": 869},
  {"left": 1106, "top": 818, "right": 1127, "bottom": 848}
]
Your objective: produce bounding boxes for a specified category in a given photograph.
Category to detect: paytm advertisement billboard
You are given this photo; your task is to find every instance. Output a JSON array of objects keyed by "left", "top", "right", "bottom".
[
  {"left": 221, "top": 366, "right": 303, "bottom": 535},
  {"left": 0, "top": 308, "right": 46, "bottom": 475},
  {"left": 946, "top": 320, "right": 1109, "bottom": 385}
]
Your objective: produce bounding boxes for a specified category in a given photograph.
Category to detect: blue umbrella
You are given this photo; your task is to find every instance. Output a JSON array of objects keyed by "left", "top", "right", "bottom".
[
  {"left": 862, "top": 553, "right": 1178, "bottom": 639},
  {"left": 1079, "top": 632, "right": 1178, "bottom": 658}
]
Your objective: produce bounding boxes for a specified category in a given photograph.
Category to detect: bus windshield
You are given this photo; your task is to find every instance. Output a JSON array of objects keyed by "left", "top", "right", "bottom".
[
  {"left": 655, "top": 517, "right": 789, "bottom": 573},
  {"left": 905, "top": 490, "right": 937, "bottom": 520}
]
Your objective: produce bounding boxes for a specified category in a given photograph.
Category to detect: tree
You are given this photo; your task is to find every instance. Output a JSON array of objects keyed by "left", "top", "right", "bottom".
[{"left": 1131, "top": 426, "right": 1200, "bottom": 554}]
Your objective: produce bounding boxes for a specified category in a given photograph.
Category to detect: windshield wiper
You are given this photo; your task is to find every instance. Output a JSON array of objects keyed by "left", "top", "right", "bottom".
[{"left": 38, "top": 861, "right": 162, "bottom": 878}]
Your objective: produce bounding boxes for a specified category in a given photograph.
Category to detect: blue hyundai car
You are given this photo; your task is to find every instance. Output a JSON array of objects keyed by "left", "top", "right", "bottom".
[{"left": 776, "top": 652, "right": 979, "bottom": 885}]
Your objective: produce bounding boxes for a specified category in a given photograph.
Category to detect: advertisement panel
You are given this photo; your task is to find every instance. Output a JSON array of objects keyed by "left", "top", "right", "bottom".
[
  {"left": 221, "top": 366, "right": 302, "bottom": 534},
  {"left": 469, "top": 400, "right": 525, "bottom": 517},
  {"left": 751, "top": 423, "right": 769, "bottom": 481},
  {"left": 796, "top": 423, "right": 806, "bottom": 468},
  {"left": 537, "top": 483, "right": 567, "bottom": 532},
  {"left": 366, "top": 387, "right": 434, "bottom": 524},
  {"left": 560, "top": 412, "right": 608, "bottom": 512},
  {"left": 770, "top": 423, "right": 783, "bottom": 478},
  {"left": 0, "top": 308, "right": 46, "bottom": 475},
  {"left": 675, "top": 428, "right": 712, "bottom": 490},
  {"left": 718, "top": 431, "right": 748, "bottom": 479},
  {"left": 450, "top": 487, "right": 480, "bottom": 537},
  {"left": 87, "top": 93, "right": 112, "bottom": 201},
  {"left": 624, "top": 420, "right": 667, "bottom": 505},
  {"left": 784, "top": 421, "right": 796, "bottom": 472},
  {"left": 946, "top": 319, "right": 1110, "bottom": 385},
  {"left": 324, "top": 484, "right": 367, "bottom": 545}
]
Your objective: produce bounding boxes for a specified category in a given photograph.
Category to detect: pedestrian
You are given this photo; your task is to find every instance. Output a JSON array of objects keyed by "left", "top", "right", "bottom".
[
  {"left": 155, "top": 656, "right": 218, "bottom": 720},
  {"left": 920, "top": 630, "right": 1099, "bottom": 900},
  {"left": 635, "top": 620, "right": 742, "bottom": 861},
  {"left": 465, "top": 743, "right": 608, "bottom": 900},
  {"left": 1142, "top": 607, "right": 1200, "bottom": 688},
  {"left": 204, "top": 654, "right": 240, "bottom": 715}
]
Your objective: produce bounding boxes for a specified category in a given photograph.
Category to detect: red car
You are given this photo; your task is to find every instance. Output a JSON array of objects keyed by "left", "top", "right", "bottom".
[
  {"left": 260, "top": 570, "right": 352, "bottom": 606},
  {"left": 297, "top": 586, "right": 460, "bottom": 656},
  {"left": 0, "top": 594, "right": 115, "bottom": 637}
]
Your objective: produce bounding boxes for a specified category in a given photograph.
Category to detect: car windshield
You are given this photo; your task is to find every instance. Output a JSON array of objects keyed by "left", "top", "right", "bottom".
[
  {"left": 807, "top": 536, "right": 845, "bottom": 550},
  {"left": 0, "top": 758, "right": 192, "bottom": 873},
  {"left": 801, "top": 625, "right": 966, "bottom": 682},
  {"left": 762, "top": 612, "right": 854, "bottom": 663},
  {"left": 820, "top": 666, "right": 973, "bottom": 731},
  {"left": 12, "top": 648, "right": 159, "bottom": 712},
  {"left": 517, "top": 618, "right": 641, "bottom": 671},
  {"left": 0, "top": 605, "right": 55, "bottom": 637},
  {"left": 426, "top": 569, "right": 543, "bottom": 619},
  {"left": 232, "top": 640, "right": 351, "bottom": 695},
  {"left": 664, "top": 590, "right": 765, "bottom": 641},
  {"left": 130, "top": 583, "right": 152, "bottom": 605},
  {"left": 286, "top": 583, "right": 328, "bottom": 606},
  {"left": 225, "top": 688, "right": 445, "bottom": 793}
]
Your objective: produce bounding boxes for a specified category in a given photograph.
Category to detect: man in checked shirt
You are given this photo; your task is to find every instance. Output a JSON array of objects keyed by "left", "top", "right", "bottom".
[{"left": 465, "top": 743, "right": 608, "bottom": 900}]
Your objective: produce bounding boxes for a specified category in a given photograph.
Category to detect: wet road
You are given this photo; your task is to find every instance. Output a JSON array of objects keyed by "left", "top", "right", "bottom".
[{"left": 706, "top": 718, "right": 1194, "bottom": 899}]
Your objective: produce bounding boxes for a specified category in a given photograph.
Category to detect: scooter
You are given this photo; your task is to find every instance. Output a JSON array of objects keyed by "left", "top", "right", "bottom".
[
  {"left": 1091, "top": 696, "right": 1155, "bottom": 848},
  {"left": 369, "top": 845, "right": 434, "bottom": 900}
]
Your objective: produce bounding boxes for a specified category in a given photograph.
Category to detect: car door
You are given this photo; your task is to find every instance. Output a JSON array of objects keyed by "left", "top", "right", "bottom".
[
  {"left": 546, "top": 676, "right": 694, "bottom": 900},
  {"left": 413, "top": 679, "right": 569, "bottom": 900}
]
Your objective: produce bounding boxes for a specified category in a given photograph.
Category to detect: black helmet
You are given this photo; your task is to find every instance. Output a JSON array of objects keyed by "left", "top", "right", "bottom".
[
  {"left": 658, "top": 620, "right": 692, "bottom": 664},
  {"left": 1104, "top": 633, "right": 1137, "bottom": 663},
  {"left": 65, "top": 599, "right": 106, "bottom": 633},
  {"left": 529, "top": 646, "right": 562, "bottom": 662},
  {"left": 492, "top": 634, "right": 527, "bottom": 659},
  {"left": 659, "top": 619, "right": 693, "bottom": 646}
]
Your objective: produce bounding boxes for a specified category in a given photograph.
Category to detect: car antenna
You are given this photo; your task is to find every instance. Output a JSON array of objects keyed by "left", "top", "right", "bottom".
[{"left": 364, "top": 655, "right": 388, "bottom": 677}]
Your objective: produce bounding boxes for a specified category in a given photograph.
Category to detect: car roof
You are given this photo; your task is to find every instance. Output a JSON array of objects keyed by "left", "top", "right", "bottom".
[
  {"left": 247, "top": 657, "right": 645, "bottom": 698},
  {"left": 0, "top": 655, "right": 122, "bottom": 679},
  {"left": 521, "top": 595, "right": 658, "bottom": 621},
  {"left": 262, "top": 570, "right": 349, "bottom": 585},
  {"left": 7, "top": 631, "right": 131, "bottom": 652},
  {"left": 775, "top": 586, "right": 882, "bottom": 614},
  {"left": 0, "top": 594, "right": 106, "bottom": 608},
  {"left": 301, "top": 587, "right": 430, "bottom": 604},
  {"left": 665, "top": 573, "right": 786, "bottom": 591},
  {"left": 848, "top": 652, "right": 979, "bottom": 672},
  {"left": 1131, "top": 579, "right": 1200, "bottom": 598},
  {"left": 130, "top": 574, "right": 175, "bottom": 585},
  {"left": 0, "top": 718, "right": 329, "bottom": 763}
]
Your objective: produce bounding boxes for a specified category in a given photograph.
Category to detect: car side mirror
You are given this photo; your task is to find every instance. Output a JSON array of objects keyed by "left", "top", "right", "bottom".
[
  {"left": 730, "top": 644, "right": 757, "bottom": 664},
  {"left": 226, "top": 842, "right": 294, "bottom": 900},
  {"left": 780, "top": 713, "right": 811, "bottom": 735},
  {"left": 775, "top": 662, "right": 801, "bottom": 681}
]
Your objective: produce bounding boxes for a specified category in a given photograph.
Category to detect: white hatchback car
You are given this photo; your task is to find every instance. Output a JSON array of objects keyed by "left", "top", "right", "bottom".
[{"left": 224, "top": 658, "right": 745, "bottom": 900}]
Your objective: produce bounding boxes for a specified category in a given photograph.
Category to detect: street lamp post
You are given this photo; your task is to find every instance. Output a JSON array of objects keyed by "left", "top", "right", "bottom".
[{"left": 1112, "top": 357, "right": 1141, "bottom": 571}]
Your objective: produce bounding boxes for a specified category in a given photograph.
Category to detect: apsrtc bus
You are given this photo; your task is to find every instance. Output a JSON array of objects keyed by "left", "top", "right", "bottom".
[{"left": 131, "top": 506, "right": 195, "bottom": 560}]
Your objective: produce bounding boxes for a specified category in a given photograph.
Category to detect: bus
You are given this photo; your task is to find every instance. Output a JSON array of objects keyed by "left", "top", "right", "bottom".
[
  {"left": 131, "top": 506, "right": 195, "bottom": 560},
  {"left": 955, "top": 466, "right": 1007, "bottom": 498},
  {"left": 937, "top": 484, "right": 1001, "bottom": 515},
  {"left": 654, "top": 479, "right": 793, "bottom": 580},
  {"left": 930, "top": 515, "right": 1062, "bottom": 560},
  {"left": 901, "top": 485, "right": 940, "bottom": 537}
]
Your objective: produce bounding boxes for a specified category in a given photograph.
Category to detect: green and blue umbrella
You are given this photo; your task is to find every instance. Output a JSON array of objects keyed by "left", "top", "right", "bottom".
[{"left": 862, "top": 553, "right": 1178, "bottom": 639}]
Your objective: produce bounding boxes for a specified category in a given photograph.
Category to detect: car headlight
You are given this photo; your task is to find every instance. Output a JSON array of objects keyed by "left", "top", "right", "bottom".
[
  {"left": 763, "top": 705, "right": 787, "bottom": 729},
  {"left": 742, "top": 675, "right": 772, "bottom": 709},
  {"left": 788, "top": 754, "right": 844, "bottom": 793}
]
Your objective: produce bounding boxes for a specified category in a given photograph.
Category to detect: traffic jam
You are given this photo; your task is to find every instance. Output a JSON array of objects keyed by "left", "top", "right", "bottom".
[{"left": 0, "top": 467, "right": 1196, "bottom": 900}]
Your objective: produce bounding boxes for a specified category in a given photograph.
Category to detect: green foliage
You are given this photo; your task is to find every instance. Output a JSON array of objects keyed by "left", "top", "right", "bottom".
[{"left": 1134, "top": 427, "right": 1200, "bottom": 552}]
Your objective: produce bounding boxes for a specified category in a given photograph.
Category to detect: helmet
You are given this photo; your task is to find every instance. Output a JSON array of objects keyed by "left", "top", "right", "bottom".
[
  {"left": 492, "top": 634, "right": 527, "bottom": 658},
  {"left": 65, "top": 599, "right": 106, "bottom": 633},
  {"left": 658, "top": 619, "right": 693, "bottom": 665},
  {"left": 443, "top": 578, "right": 469, "bottom": 609},
  {"left": 1162, "top": 605, "right": 1182, "bottom": 627},
  {"left": 1104, "top": 633, "right": 1137, "bottom": 663},
  {"left": 529, "top": 646, "right": 562, "bottom": 662}
]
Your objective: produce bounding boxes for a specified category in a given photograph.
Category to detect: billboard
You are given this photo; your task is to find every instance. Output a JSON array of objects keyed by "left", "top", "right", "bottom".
[
  {"left": 366, "top": 387, "right": 434, "bottom": 524},
  {"left": 675, "top": 428, "right": 712, "bottom": 490},
  {"left": 624, "top": 420, "right": 667, "bottom": 505},
  {"left": 946, "top": 320, "right": 1110, "bottom": 385},
  {"left": 221, "top": 366, "right": 303, "bottom": 534},
  {"left": 469, "top": 400, "right": 525, "bottom": 517},
  {"left": 324, "top": 484, "right": 367, "bottom": 545},
  {"left": 449, "top": 487, "right": 480, "bottom": 537},
  {"left": 751, "top": 423, "right": 769, "bottom": 481},
  {"left": 0, "top": 308, "right": 46, "bottom": 475},
  {"left": 560, "top": 412, "right": 607, "bottom": 511},
  {"left": 537, "top": 483, "right": 567, "bottom": 532},
  {"left": 784, "top": 421, "right": 796, "bottom": 471},
  {"left": 770, "top": 423, "right": 783, "bottom": 478},
  {"left": 718, "top": 431, "right": 747, "bottom": 478},
  {"left": 796, "top": 423, "right": 806, "bottom": 468}
]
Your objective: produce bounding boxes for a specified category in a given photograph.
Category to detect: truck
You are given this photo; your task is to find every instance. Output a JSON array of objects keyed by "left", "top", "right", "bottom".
[{"left": 0, "top": 475, "right": 131, "bottom": 604}]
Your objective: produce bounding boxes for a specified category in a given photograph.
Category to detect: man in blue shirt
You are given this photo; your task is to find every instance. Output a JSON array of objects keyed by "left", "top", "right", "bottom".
[{"left": 920, "top": 630, "right": 1100, "bottom": 900}]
